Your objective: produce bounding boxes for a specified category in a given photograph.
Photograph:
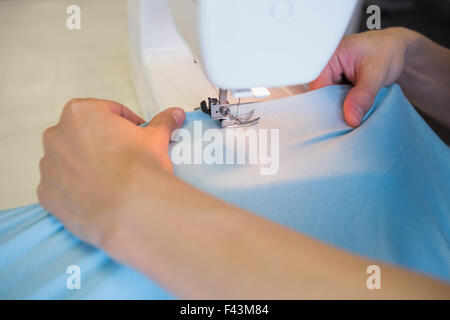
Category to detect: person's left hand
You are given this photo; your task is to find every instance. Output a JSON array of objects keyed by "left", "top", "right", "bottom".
[{"left": 37, "top": 98, "right": 185, "bottom": 246}]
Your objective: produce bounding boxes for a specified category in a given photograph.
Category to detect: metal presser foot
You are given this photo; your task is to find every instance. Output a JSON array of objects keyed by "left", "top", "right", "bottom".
[{"left": 199, "top": 89, "right": 260, "bottom": 128}]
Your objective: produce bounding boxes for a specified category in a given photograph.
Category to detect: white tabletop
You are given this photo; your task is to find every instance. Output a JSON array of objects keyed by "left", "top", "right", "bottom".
[{"left": 0, "top": 0, "right": 141, "bottom": 209}]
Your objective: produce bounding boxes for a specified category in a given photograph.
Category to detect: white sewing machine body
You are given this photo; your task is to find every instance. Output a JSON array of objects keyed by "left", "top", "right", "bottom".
[{"left": 128, "top": 0, "right": 360, "bottom": 119}]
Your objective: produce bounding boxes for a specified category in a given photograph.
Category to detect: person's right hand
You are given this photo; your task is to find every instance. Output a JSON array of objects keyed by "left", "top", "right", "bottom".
[{"left": 309, "top": 27, "right": 414, "bottom": 127}]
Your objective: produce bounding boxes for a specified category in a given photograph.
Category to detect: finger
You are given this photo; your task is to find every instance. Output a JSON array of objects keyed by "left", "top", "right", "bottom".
[
  {"left": 37, "top": 180, "right": 80, "bottom": 238},
  {"left": 37, "top": 179, "right": 63, "bottom": 215},
  {"left": 96, "top": 99, "right": 146, "bottom": 125},
  {"left": 39, "top": 156, "right": 60, "bottom": 186},
  {"left": 42, "top": 125, "right": 58, "bottom": 154},
  {"left": 309, "top": 64, "right": 335, "bottom": 91},
  {"left": 143, "top": 107, "right": 185, "bottom": 149},
  {"left": 309, "top": 53, "right": 346, "bottom": 91},
  {"left": 62, "top": 98, "right": 145, "bottom": 126},
  {"left": 343, "top": 61, "right": 385, "bottom": 127}
]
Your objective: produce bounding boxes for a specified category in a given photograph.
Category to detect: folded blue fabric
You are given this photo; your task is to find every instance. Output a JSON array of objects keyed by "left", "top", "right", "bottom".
[{"left": 1, "top": 84, "right": 448, "bottom": 299}]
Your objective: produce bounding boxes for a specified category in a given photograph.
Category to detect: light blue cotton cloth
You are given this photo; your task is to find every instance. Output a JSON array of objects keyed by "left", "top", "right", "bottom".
[{"left": 0, "top": 84, "right": 449, "bottom": 299}]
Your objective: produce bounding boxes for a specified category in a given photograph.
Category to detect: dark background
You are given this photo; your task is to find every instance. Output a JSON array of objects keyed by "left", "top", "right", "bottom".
[{"left": 358, "top": 0, "right": 450, "bottom": 144}]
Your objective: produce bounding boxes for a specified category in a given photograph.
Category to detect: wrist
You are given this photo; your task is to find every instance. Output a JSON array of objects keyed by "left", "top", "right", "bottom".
[
  {"left": 99, "top": 157, "right": 175, "bottom": 256},
  {"left": 383, "top": 27, "right": 421, "bottom": 86},
  {"left": 400, "top": 28, "right": 421, "bottom": 59}
]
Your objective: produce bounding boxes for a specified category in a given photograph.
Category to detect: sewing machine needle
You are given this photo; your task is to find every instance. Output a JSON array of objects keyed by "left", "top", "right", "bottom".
[{"left": 235, "top": 98, "right": 241, "bottom": 124}]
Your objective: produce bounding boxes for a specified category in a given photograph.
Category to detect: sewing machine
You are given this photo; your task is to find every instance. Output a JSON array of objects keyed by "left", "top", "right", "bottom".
[{"left": 128, "top": 0, "right": 360, "bottom": 127}]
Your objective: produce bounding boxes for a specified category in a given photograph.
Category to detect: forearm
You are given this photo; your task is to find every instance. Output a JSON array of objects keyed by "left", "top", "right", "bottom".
[
  {"left": 102, "top": 164, "right": 450, "bottom": 299},
  {"left": 397, "top": 28, "right": 450, "bottom": 127}
]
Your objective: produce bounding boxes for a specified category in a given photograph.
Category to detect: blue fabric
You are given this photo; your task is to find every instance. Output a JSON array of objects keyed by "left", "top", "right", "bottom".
[{"left": 1, "top": 84, "right": 449, "bottom": 299}]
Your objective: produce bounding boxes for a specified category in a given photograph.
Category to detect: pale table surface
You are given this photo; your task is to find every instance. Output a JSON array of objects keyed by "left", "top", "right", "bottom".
[{"left": 0, "top": 0, "right": 141, "bottom": 209}]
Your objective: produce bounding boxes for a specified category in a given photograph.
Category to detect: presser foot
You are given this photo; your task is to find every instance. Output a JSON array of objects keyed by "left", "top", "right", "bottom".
[
  {"left": 220, "top": 110, "right": 260, "bottom": 128},
  {"left": 199, "top": 95, "right": 260, "bottom": 128}
]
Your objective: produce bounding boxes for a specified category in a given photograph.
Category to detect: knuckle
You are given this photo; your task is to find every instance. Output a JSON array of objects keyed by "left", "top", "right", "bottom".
[
  {"left": 42, "top": 127, "right": 54, "bottom": 143},
  {"left": 36, "top": 182, "right": 52, "bottom": 213},
  {"left": 36, "top": 182, "right": 46, "bottom": 204},
  {"left": 62, "top": 98, "right": 87, "bottom": 119},
  {"left": 38, "top": 157, "right": 45, "bottom": 173},
  {"left": 65, "top": 98, "right": 83, "bottom": 110},
  {"left": 42, "top": 126, "right": 57, "bottom": 148},
  {"left": 39, "top": 156, "right": 52, "bottom": 177}
]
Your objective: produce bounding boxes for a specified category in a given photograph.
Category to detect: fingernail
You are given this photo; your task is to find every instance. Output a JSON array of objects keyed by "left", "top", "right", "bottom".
[
  {"left": 351, "top": 107, "right": 363, "bottom": 126},
  {"left": 170, "top": 108, "right": 185, "bottom": 128}
]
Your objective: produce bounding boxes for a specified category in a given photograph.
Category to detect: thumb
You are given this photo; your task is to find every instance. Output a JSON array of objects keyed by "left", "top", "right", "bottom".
[
  {"left": 143, "top": 107, "right": 185, "bottom": 148},
  {"left": 343, "top": 63, "right": 385, "bottom": 127}
]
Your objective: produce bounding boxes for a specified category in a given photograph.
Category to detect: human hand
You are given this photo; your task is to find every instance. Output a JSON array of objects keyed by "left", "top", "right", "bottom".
[
  {"left": 309, "top": 27, "right": 414, "bottom": 127},
  {"left": 37, "top": 98, "right": 185, "bottom": 246}
]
